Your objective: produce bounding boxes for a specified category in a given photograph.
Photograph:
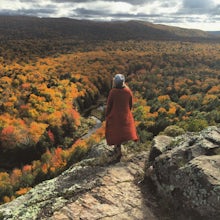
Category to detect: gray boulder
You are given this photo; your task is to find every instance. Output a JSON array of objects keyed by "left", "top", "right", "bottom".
[{"left": 147, "top": 126, "right": 220, "bottom": 219}]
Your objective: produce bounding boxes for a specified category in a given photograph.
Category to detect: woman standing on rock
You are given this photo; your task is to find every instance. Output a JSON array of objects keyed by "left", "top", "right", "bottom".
[{"left": 105, "top": 74, "right": 138, "bottom": 161}]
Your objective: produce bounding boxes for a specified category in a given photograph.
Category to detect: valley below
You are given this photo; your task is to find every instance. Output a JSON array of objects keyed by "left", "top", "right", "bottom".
[{"left": 0, "top": 15, "right": 219, "bottom": 219}]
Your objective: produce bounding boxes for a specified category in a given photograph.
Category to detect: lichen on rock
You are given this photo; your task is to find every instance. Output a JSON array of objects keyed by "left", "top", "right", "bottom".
[
  {"left": 146, "top": 126, "right": 220, "bottom": 219},
  {"left": 0, "top": 140, "right": 158, "bottom": 220}
]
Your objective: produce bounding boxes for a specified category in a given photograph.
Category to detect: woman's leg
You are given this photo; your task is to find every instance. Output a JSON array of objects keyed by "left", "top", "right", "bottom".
[
  {"left": 114, "top": 144, "right": 122, "bottom": 161},
  {"left": 114, "top": 144, "right": 121, "bottom": 152}
]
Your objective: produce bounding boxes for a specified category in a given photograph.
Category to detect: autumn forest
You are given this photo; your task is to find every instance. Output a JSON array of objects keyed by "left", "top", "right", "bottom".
[{"left": 0, "top": 16, "right": 220, "bottom": 204}]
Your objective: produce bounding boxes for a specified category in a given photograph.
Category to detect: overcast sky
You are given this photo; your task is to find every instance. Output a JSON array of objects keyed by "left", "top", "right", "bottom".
[{"left": 0, "top": 0, "right": 220, "bottom": 31}]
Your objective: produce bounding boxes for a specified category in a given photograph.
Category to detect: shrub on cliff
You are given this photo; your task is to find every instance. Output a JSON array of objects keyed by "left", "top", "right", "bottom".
[
  {"left": 163, "top": 125, "right": 185, "bottom": 137},
  {"left": 186, "top": 118, "right": 208, "bottom": 132}
]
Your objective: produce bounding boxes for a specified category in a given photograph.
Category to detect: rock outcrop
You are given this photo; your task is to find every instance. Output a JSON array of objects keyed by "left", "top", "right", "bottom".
[
  {"left": 0, "top": 141, "right": 159, "bottom": 220},
  {"left": 146, "top": 126, "right": 220, "bottom": 219}
]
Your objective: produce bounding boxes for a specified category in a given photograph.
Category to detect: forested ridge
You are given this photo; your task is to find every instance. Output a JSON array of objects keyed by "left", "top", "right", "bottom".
[
  {"left": 1, "top": 15, "right": 220, "bottom": 63},
  {"left": 0, "top": 16, "right": 220, "bottom": 204},
  {"left": 0, "top": 15, "right": 216, "bottom": 41}
]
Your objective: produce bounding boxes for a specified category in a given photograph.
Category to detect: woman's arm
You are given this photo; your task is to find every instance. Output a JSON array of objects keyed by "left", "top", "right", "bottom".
[
  {"left": 126, "top": 85, "right": 133, "bottom": 110},
  {"left": 129, "top": 95, "right": 133, "bottom": 110},
  {"left": 106, "top": 90, "right": 113, "bottom": 117}
]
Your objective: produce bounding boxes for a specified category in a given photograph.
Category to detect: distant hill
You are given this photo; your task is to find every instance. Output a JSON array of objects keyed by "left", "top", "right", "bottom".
[
  {"left": 208, "top": 31, "right": 220, "bottom": 36},
  {"left": 0, "top": 15, "right": 219, "bottom": 42}
]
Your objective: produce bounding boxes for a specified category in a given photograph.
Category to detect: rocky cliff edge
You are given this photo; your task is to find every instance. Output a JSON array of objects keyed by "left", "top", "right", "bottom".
[
  {"left": 147, "top": 126, "right": 220, "bottom": 220},
  {"left": 0, "top": 141, "right": 159, "bottom": 220}
]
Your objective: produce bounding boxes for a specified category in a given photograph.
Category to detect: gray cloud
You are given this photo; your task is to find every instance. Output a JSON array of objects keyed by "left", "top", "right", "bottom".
[
  {"left": 73, "top": 8, "right": 107, "bottom": 19},
  {"left": 21, "top": 8, "right": 57, "bottom": 16},
  {"left": 74, "top": 3, "right": 165, "bottom": 18},
  {"left": 73, "top": 8, "right": 159, "bottom": 19},
  {"left": 53, "top": 0, "right": 94, "bottom": 2},
  {"left": 19, "top": 0, "right": 39, "bottom": 2},
  {"left": 180, "top": 0, "right": 216, "bottom": 14},
  {"left": 108, "top": 0, "right": 152, "bottom": 4},
  {"left": 0, "top": 9, "right": 18, "bottom": 15},
  {"left": 210, "top": 4, "right": 220, "bottom": 15},
  {"left": 53, "top": 0, "right": 149, "bottom": 5},
  {"left": 151, "top": 15, "right": 186, "bottom": 23},
  {"left": 0, "top": 2, "right": 57, "bottom": 17},
  {"left": 183, "top": 0, "right": 214, "bottom": 9},
  {"left": 0, "top": 8, "right": 56, "bottom": 16}
]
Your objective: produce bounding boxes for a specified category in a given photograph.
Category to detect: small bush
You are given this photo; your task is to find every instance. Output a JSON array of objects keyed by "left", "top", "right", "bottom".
[
  {"left": 163, "top": 125, "right": 185, "bottom": 137},
  {"left": 187, "top": 119, "right": 208, "bottom": 132}
]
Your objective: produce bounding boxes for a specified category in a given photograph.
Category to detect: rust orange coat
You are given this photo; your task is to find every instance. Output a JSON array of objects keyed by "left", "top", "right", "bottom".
[{"left": 105, "top": 86, "right": 138, "bottom": 145}]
